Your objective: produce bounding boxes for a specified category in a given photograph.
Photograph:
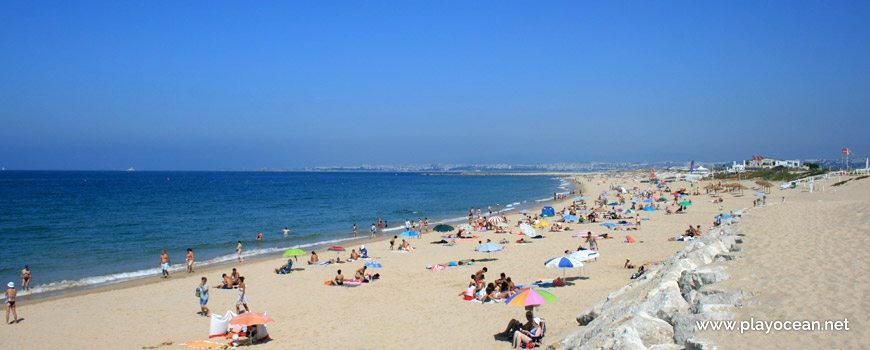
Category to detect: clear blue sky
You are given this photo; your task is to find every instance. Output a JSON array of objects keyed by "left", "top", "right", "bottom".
[{"left": 1, "top": 1, "right": 868, "bottom": 170}]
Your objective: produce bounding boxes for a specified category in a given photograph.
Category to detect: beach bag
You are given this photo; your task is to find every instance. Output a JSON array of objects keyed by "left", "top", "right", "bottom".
[{"left": 195, "top": 287, "right": 202, "bottom": 298}]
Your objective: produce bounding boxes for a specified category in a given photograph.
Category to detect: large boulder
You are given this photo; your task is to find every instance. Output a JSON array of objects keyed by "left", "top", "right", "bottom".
[{"left": 679, "top": 266, "right": 729, "bottom": 297}]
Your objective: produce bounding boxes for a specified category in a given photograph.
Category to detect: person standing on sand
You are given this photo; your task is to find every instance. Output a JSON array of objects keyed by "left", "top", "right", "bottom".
[
  {"left": 236, "top": 241, "right": 243, "bottom": 262},
  {"left": 236, "top": 276, "right": 249, "bottom": 313},
  {"left": 198, "top": 277, "right": 210, "bottom": 317},
  {"left": 6, "top": 282, "right": 17, "bottom": 324},
  {"left": 186, "top": 248, "right": 195, "bottom": 274},
  {"left": 160, "top": 250, "right": 171, "bottom": 278},
  {"left": 477, "top": 208, "right": 481, "bottom": 220},
  {"left": 370, "top": 224, "right": 376, "bottom": 240},
  {"left": 782, "top": 197, "right": 785, "bottom": 204},
  {"left": 497, "top": 204, "right": 501, "bottom": 215},
  {"left": 282, "top": 227, "right": 290, "bottom": 236},
  {"left": 20, "top": 266, "right": 31, "bottom": 291},
  {"left": 424, "top": 218, "right": 429, "bottom": 232},
  {"left": 353, "top": 224, "right": 357, "bottom": 238}
]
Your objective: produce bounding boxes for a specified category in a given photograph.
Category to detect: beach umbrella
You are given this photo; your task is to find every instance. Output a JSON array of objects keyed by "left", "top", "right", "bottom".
[
  {"left": 533, "top": 221, "right": 551, "bottom": 228},
  {"left": 608, "top": 202, "right": 619, "bottom": 206},
  {"left": 327, "top": 246, "right": 345, "bottom": 252},
  {"left": 544, "top": 256, "right": 584, "bottom": 278},
  {"left": 572, "top": 230, "right": 594, "bottom": 237},
  {"left": 519, "top": 223, "right": 536, "bottom": 236},
  {"left": 642, "top": 199, "right": 653, "bottom": 203},
  {"left": 754, "top": 192, "right": 765, "bottom": 197},
  {"left": 475, "top": 243, "right": 504, "bottom": 258},
  {"left": 600, "top": 223, "right": 617, "bottom": 228},
  {"left": 568, "top": 250, "right": 600, "bottom": 262},
  {"left": 625, "top": 209, "right": 635, "bottom": 214},
  {"left": 562, "top": 215, "right": 578, "bottom": 221},
  {"left": 433, "top": 224, "right": 454, "bottom": 232},
  {"left": 457, "top": 223, "right": 473, "bottom": 231},
  {"left": 282, "top": 248, "right": 306, "bottom": 260},
  {"left": 364, "top": 262, "right": 382, "bottom": 268},
  {"left": 496, "top": 222, "right": 509, "bottom": 227},
  {"left": 229, "top": 312, "right": 275, "bottom": 326},
  {"left": 505, "top": 288, "right": 558, "bottom": 307},
  {"left": 657, "top": 197, "right": 669, "bottom": 202},
  {"left": 399, "top": 230, "right": 419, "bottom": 237},
  {"left": 643, "top": 207, "right": 656, "bottom": 212},
  {"left": 678, "top": 201, "right": 692, "bottom": 207},
  {"left": 487, "top": 216, "right": 505, "bottom": 224},
  {"left": 519, "top": 209, "right": 532, "bottom": 214}
]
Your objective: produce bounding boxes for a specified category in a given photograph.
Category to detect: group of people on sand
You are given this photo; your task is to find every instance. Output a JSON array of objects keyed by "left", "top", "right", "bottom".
[
  {"left": 459, "top": 267, "right": 521, "bottom": 303},
  {"left": 333, "top": 265, "right": 380, "bottom": 285},
  {"left": 668, "top": 224, "right": 704, "bottom": 241},
  {"left": 389, "top": 236, "right": 413, "bottom": 251},
  {"left": 494, "top": 310, "right": 545, "bottom": 349}
]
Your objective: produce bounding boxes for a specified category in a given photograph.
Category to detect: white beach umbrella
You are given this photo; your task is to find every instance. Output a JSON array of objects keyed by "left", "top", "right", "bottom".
[{"left": 519, "top": 223, "right": 536, "bottom": 236}]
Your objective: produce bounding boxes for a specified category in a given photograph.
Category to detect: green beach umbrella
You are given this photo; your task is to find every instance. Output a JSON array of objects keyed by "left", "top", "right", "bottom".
[
  {"left": 282, "top": 248, "right": 306, "bottom": 257},
  {"left": 678, "top": 201, "right": 692, "bottom": 206},
  {"left": 433, "top": 224, "right": 454, "bottom": 233}
]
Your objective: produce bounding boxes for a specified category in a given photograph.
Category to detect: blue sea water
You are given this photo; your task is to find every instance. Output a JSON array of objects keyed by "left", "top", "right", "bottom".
[{"left": 0, "top": 171, "right": 567, "bottom": 296}]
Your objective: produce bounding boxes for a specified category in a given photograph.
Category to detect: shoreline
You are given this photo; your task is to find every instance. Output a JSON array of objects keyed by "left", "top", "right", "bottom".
[{"left": 16, "top": 175, "right": 579, "bottom": 302}]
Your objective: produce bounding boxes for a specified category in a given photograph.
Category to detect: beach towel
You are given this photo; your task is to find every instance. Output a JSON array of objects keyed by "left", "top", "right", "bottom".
[
  {"left": 182, "top": 341, "right": 226, "bottom": 349},
  {"left": 309, "top": 262, "right": 331, "bottom": 265},
  {"left": 430, "top": 265, "right": 446, "bottom": 271},
  {"left": 624, "top": 235, "right": 636, "bottom": 243}
]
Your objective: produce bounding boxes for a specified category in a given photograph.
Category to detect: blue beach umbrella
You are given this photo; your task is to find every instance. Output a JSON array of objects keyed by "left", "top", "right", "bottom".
[
  {"left": 629, "top": 199, "right": 637, "bottom": 203},
  {"left": 608, "top": 202, "right": 619, "bottom": 206},
  {"left": 544, "top": 256, "right": 584, "bottom": 278},
  {"left": 562, "top": 215, "right": 578, "bottom": 221},
  {"left": 399, "top": 231, "right": 419, "bottom": 237},
  {"left": 476, "top": 243, "right": 504, "bottom": 252},
  {"left": 714, "top": 215, "right": 732, "bottom": 219},
  {"left": 643, "top": 199, "right": 653, "bottom": 203},
  {"left": 643, "top": 207, "right": 656, "bottom": 212},
  {"left": 600, "top": 223, "right": 618, "bottom": 228}
]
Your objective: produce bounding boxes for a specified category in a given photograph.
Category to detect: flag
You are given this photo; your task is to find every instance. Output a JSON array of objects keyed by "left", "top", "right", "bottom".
[
  {"left": 843, "top": 148, "right": 854, "bottom": 156},
  {"left": 690, "top": 161, "right": 695, "bottom": 173},
  {"left": 751, "top": 156, "right": 756, "bottom": 161}
]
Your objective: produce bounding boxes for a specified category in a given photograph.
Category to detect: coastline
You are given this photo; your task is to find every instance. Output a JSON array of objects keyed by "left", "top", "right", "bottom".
[{"left": 5, "top": 173, "right": 856, "bottom": 349}]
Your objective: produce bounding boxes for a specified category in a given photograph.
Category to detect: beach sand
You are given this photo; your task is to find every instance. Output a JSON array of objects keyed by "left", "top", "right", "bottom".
[
  {"left": 698, "top": 177, "right": 870, "bottom": 349},
  {"left": 1, "top": 174, "right": 862, "bottom": 349}
]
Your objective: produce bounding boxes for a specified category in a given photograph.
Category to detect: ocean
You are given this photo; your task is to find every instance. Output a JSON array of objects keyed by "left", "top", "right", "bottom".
[{"left": 0, "top": 171, "right": 568, "bottom": 297}]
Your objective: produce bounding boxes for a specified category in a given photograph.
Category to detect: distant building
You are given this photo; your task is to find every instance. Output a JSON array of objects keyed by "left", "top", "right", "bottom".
[{"left": 731, "top": 156, "right": 807, "bottom": 171}]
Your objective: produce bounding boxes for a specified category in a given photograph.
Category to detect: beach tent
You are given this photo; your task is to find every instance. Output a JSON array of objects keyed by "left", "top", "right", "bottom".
[
  {"left": 210, "top": 310, "right": 238, "bottom": 338},
  {"left": 541, "top": 207, "right": 555, "bottom": 217},
  {"left": 210, "top": 311, "right": 270, "bottom": 342}
]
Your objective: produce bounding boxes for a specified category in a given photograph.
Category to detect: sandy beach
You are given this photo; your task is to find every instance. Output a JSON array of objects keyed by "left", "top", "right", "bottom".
[{"left": 2, "top": 174, "right": 865, "bottom": 349}]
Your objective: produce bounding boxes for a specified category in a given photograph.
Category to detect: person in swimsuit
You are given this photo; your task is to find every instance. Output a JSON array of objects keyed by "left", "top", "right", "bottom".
[
  {"left": 390, "top": 236, "right": 396, "bottom": 250},
  {"left": 334, "top": 270, "right": 344, "bottom": 285},
  {"left": 236, "top": 276, "right": 249, "bottom": 313},
  {"left": 231, "top": 268, "right": 240, "bottom": 286},
  {"left": 220, "top": 274, "right": 233, "bottom": 289},
  {"left": 256, "top": 232, "right": 262, "bottom": 241},
  {"left": 308, "top": 251, "right": 319, "bottom": 264},
  {"left": 5, "top": 282, "right": 18, "bottom": 324},
  {"left": 20, "top": 266, "right": 31, "bottom": 291},
  {"left": 370, "top": 224, "right": 376, "bottom": 240},
  {"left": 198, "top": 277, "right": 210, "bottom": 317},
  {"left": 283, "top": 227, "right": 290, "bottom": 236},
  {"left": 236, "top": 241, "right": 243, "bottom": 262},
  {"left": 352, "top": 224, "right": 356, "bottom": 238},
  {"left": 186, "top": 249, "right": 194, "bottom": 274},
  {"left": 160, "top": 250, "right": 171, "bottom": 278}
]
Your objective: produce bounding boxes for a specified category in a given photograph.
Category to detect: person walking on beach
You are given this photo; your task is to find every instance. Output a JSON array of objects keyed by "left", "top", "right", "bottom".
[
  {"left": 405, "top": 218, "right": 411, "bottom": 231},
  {"left": 424, "top": 218, "right": 429, "bottom": 232},
  {"left": 236, "top": 241, "right": 243, "bottom": 262},
  {"left": 186, "top": 248, "right": 195, "bottom": 274},
  {"left": 20, "top": 266, "right": 31, "bottom": 291},
  {"left": 282, "top": 227, "right": 290, "bottom": 236},
  {"left": 198, "top": 277, "right": 210, "bottom": 317},
  {"left": 353, "top": 224, "right": 357, "bottom": 238},
  {"left": 370, "top": 224, "right": 376, "bottom": 239},
  {"left": 160, "top": 250, "right": 171, "bottom": 279},
  {"left": 390, "top": 236, "right": 396, "bottom": 250},
  {"left": 5, "top": 282, "right": 17, "bottom": 324},
  {"left": 236, "top": 276, "right": 249, "bottom": 313}
]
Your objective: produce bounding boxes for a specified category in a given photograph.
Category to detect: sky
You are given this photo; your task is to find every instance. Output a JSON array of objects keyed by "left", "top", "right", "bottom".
[{"left": 1, "top": 1, "right": 868, "bottom": 170}]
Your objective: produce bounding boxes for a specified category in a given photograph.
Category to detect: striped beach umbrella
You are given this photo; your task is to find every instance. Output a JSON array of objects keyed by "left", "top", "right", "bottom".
[
  {"left": 505, "top": 288, "right": 558, "bottom": 307},
  {"left": 487, "top": 216, "right": 505, "bottom": 224},
  {"left": 544, "top": 256, "right": 584, "bottom": 278}
]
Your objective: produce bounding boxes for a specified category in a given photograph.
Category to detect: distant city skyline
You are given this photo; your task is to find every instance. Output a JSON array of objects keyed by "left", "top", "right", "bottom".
[{"left": 1, "top": 2, "right": 868, "bottom": 170}]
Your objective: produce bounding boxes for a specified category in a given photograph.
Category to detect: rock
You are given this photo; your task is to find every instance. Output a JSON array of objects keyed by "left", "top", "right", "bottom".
[
  {"left": 577, "top": 301, "right": 603, "bottom": 326},
  {"left": 625, "top": 312, "right": 675, "bottom": 348},
  {"left": 696, "top": 292, "right": 744, "bottom": 309},
  {"left": 649, "top": 344, "right": 684, "bottom": 350},
  {"left": 685, "top": 337, "right": 717, "bottom": 350},
  {"left": 679, "top": 267, "right": 729, "bottom": 296},
  {"left": 713, "top": 254, "right": 739, "bottom": 262},
  {"left": 640, "top": 281, "right": 690, "bottom": 325}
]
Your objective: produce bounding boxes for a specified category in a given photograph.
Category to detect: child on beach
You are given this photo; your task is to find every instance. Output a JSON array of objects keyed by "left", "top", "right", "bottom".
[{"left": 390, "top": 236, "right": 396, "bottom": 250}]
